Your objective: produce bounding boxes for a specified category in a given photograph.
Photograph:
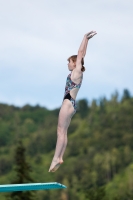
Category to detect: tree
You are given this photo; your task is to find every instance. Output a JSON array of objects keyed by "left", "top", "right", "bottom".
[
  {"left": 6, "top": 141, "right": 36, "bottom": 200},
  {"left": 121, "top": 89, "right": 131, "bottom": 101},
  {"left": 99, "top": 97, "right": 107, "bottom": 113},
  {"left": 85, "top": 186, "right": 106, "bottom": 200},
  {"left": 77, "top": 99, "right": 89, "bottom": 118},
  {"left": 111, "top": 90, "right": 119, "bottom": 103}
]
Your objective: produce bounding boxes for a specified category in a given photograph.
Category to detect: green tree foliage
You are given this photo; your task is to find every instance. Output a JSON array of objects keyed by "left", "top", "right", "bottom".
[
  {"left": 85, "top": 186, "right": 106, "bottom": 200},
  {"left": 6, "top": 141, "right": 36, "bottom": 200},
  {"left": 0, "top": 89, "right": 133, "bottom": 200},
  {"left": 77, "top": 99, "right": 89, "bottom": 118},
  {"left": 121, "top": 88, "right": 131, "bottom": 101},
  {"left": 0, "top": 158, "right": 12, "bottom": 175}
]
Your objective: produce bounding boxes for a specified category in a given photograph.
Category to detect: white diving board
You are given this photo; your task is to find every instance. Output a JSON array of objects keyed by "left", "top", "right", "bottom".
[{"left": 0, "top": 182, "right": 67, "bottom": 192}]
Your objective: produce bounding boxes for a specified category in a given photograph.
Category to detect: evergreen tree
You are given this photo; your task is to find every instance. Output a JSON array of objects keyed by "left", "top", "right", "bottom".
[
  {"left": 121, "top": 89, "right": 131, "bottom": 101},
  {"left": 99, "top": 97, "right": 107, "bottom": 113},
  {"left": 77, "top": 98, "right": 88, "bottom": 118},
  {"left": 85, "top": 186, "right": 106, "bottom": 200},
  {"left": 6, "top": 140, "right": 36, "bottom": 200},
  {"left": 111, "top": 90, "right": 119, "bottom": 103}
]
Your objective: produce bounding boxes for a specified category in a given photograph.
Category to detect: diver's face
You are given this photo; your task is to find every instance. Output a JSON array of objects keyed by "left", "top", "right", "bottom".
[{"left": 68, "top": 59, "right": 76, "bottom": 71}]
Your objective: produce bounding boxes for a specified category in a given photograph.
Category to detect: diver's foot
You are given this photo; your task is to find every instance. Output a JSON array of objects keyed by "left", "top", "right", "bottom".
[
  {"left": 48, "top": 158, "right": 63, "bottom": 172},
  {"left": 59, "top": 158, "right": 64, "bottom": 164}
]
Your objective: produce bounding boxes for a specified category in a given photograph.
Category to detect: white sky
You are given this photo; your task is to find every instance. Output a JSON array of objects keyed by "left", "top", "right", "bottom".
[{"left": 0, "top": 0, "right": 133, "bottom": 109}]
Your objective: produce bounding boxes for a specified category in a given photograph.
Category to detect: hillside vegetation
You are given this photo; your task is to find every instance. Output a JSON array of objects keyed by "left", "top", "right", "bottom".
[{"left": 0, "top": 89, "right": 133, "bottom": 200}]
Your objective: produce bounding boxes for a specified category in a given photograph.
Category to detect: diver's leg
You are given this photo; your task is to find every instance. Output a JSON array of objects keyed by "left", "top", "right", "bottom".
[
  {"left": 59, "top": 109, "right": 76, "bottom": 161},
  {"left": 49, "top": 100, "right": 75, "bottom": 172}
]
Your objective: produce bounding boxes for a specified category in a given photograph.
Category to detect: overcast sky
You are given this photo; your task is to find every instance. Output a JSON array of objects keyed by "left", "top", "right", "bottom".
[{"left": 0, "top": 0, "right": 133, "bottom": 110}]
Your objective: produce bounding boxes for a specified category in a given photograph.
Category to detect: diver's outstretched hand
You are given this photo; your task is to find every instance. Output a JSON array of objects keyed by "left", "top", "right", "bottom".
[{"left": 85, "top": 31, "right": 97, "bottom": 40}]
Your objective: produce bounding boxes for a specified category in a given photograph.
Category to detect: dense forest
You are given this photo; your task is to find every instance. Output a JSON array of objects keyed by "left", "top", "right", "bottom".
[{"left": 0, "top": 89, "right": 133, "bottom": 200}]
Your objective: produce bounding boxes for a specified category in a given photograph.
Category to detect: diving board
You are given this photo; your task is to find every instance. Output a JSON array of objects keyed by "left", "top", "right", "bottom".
[{"left": 0, "top": 182, "right": 66, "bottom": 192}]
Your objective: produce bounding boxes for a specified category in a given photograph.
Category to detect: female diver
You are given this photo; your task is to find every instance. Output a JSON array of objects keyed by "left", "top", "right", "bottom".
[{"left": 49, "top": 31, "right": 97, "bottom": 172}]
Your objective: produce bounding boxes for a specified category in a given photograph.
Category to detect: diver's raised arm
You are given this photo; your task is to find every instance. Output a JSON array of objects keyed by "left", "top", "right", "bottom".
[{"left": 76, "top": 31, "right": 97, "bottom": 71}]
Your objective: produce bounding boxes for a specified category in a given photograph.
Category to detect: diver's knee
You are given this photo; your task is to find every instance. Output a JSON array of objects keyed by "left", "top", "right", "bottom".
[
  {"left": 57, "top": 126, "right": 64, "bottom": 133},
  {"left": 57, "top": 126, "right": 67, "bottom": 134}
]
